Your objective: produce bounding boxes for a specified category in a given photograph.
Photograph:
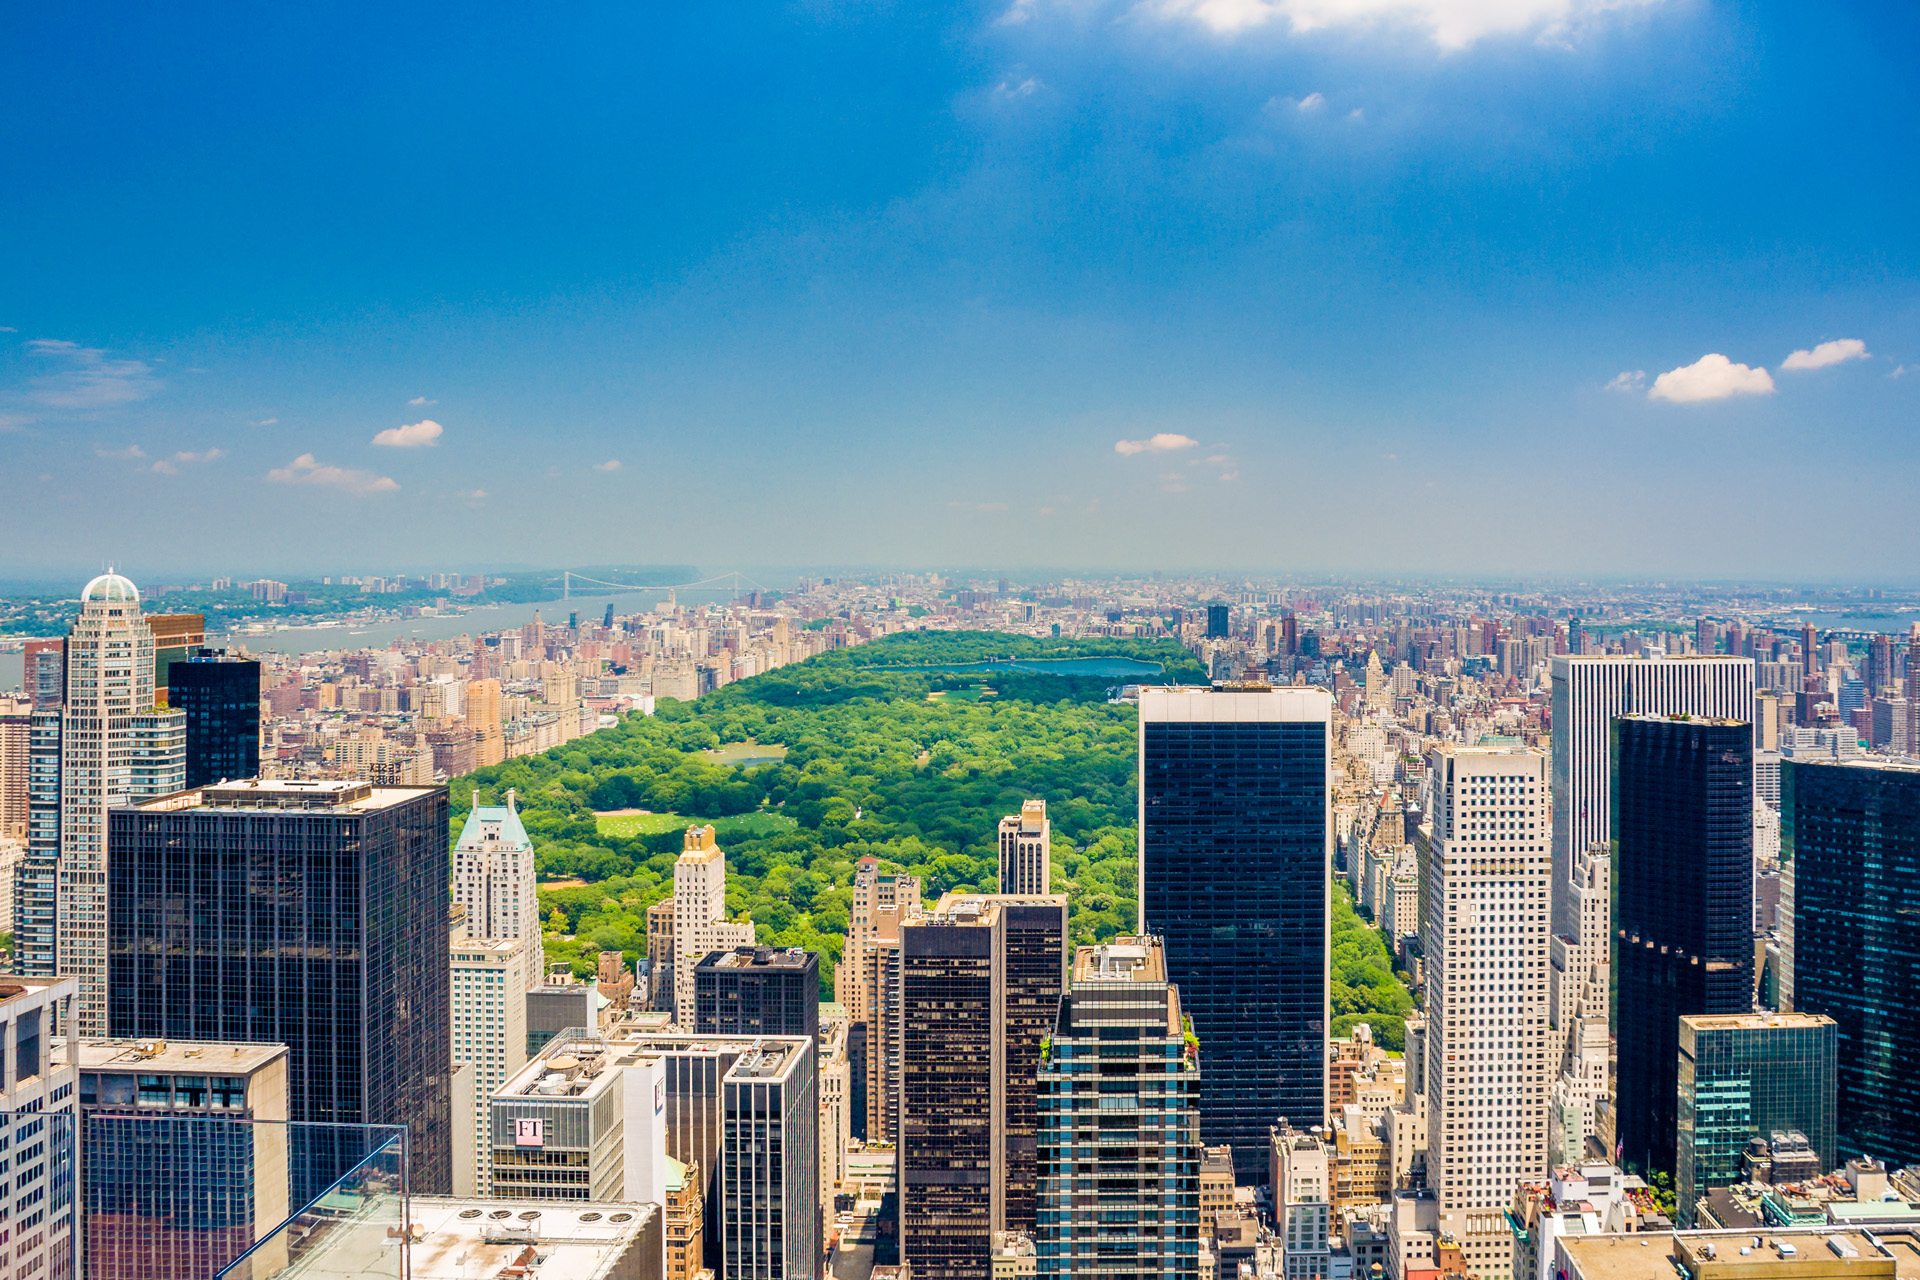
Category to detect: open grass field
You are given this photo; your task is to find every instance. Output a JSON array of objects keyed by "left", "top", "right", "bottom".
[
  {"left": 592, "top": 809, "right": 799, "bottom": 840},
  {"left": 700, "top": 740, "right": 789, "bottom": 766}
]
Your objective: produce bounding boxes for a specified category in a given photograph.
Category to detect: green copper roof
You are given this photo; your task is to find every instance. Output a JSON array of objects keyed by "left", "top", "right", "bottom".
[{"left": 456, "top": 793, "right": 532, "bottom": 850}]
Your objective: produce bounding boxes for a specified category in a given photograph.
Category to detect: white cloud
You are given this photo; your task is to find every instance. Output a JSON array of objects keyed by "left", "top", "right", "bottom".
[
  {"left": 1605, "top": 370, "right": 1646, "bottom": 392},
  {"left": 1115, "top": 432, "right": 1199, "bottom": 455},
  {"left": 408, "top": 395, "right": 437, "bottom": 405},
  {"left": 253, "top": 417, "right": 278, "bottom": 426},
  {"left": 150, "top": 447, "right": 226, "bottom": 474},
  {"left": 0, "top": 326, "right": 15, "bottom": 333},
  {"left": 1141, "top": 0, "right": 1664, "bottom": 48},
  {"left": 27, "top": 338, "right": 159, "bottom": 408},
  {"left": 1892, "top": 365, "right": 1910, "bottom": 379},
  {"left": 994, "top": 75, "right": 1042, "bottom": 100},
  {"left": 372, "top": 418, "right": 443, "bottom": 448},
  {"left": 593, "top": 459, "right": 623, "bottom": 471},
  {"left": 461, "top": 488, "right": 489, "bottom": 504},
  {"left": 1780, "top": 338, "right": 1869, "bottom": 371},
  {"left": 1296, "top": 91, "right": 1325, "bottom": 110},
  {"left": 1648, "top": 353, "right": 1775, "bottom": 404},
  {"left": 268, "top": 453, "right": 399, "bottom": 494},
  {"left": 94, "top": 444, "right": 146, "bottom": 461},
  {"left": 0, "top": 412, "right": 32, "bottom": 432}
]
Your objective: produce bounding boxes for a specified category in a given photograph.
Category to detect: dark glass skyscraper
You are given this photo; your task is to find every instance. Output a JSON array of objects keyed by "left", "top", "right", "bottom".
[
  {"left": 694, "top": 946, "right": 821, "bottom": 1043},
  {"left": 167, "top": 651, "right": 261, "bottom": 788},
  {"left": 106, "top": 778, "right": 453, "bottom": 1194},
  {"left": 1205, "top": 605, "right": 1230, "bottom": 639},
  {"left": 1138, "top": 687, "right": 1331, "bottom": 1182},
  {"left": 1611, "top": 714, "right": 1754, "bottom": 1178},
  {"left": 1782, "top": 758, "right": 1920, "bottom": 1166}
]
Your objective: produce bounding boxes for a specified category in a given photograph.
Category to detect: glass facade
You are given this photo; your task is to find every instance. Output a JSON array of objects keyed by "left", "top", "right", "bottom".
[
  {"left": 1781, "top": 759, "right": 1920, "bottom": 1166},
  {"left": 1610, "top": 715, "right": 1754, "bottom": 1177},
  {"left": 721, "top": 1043, "right": 818, "bottom": 1280},
  {"left": 1675, "top": 1014, "right": 1836, "bottom": 1228},
  {"left": 1140, "top": 706, "right": 1328, "bottom": 1181},
  {"left": 105, "top": 786, "right": 453, "bottom": 1196},
  {"left": 901, "top": 922, "right": 995, "bottom": 1280},
  {"left": 693, "top": 948, "right": 820, "bottom": 1044},
  {"left": 168, "top": 654, "right": 262, "bottom": 789}
]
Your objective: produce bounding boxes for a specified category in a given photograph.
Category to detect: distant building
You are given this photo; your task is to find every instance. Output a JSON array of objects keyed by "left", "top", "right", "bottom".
[
  {"left": 527, "top": 979, "right": 600, "bottom": 1056},
  {"left": 1781, "top": 758, "right": 1920, "bottom": 1166},
  {"left": 167, "top": 651, "right": 261, "bottom": 788},
  {"left": 489, "top": 1039, "right": 669, "bottom": 1211},
  {"left": 452, "top": 934, "right": 541, "bottom": 1195},
  {"left": 672, "top": 826, "right": 755, "bottom": 1022},
  {"left": 451, "top": 789, "right": 542, "bottom": 941},
  {"left": 1205, "top": 604, "right": 1230, "bottom": 639},
  {"left": 0, "top": 977, "right": 79, "bottom": 1280},
  {"left": 108, "top": 778, "right": 454, "bottom": 1195},
  {"left": 998, "top": 798, "right": 1052, "bottom": 896},
  {"left": 693, "top": 946, "right": 820, "bottom": 1043},
  {"left": 1676, "top": 1012, "right": 1837, "bottom": 1228},
  {"left": 1198, "top": 1145, "right": 1235, "bottom": 1232},
  {"left": 901, "top": 893, "right": 1067, "bottom": 1279},
  {"left": 76, "top": 1037, "right": 289, "bottom": 1280},
  {"left": 1138, "top": 686, "right": 1331, "bottom": 1182},
  {"left": 721, "top": 1038, "right": 820, "bottom": 1280},
  {"left": 665, "top": 1155, "right": 704, "bottom": 1280},
  {"left": 1269, "top": 1122, "right": 1332, "bottom": 1280},
  {"left": 841, "top": 858, "right": 922, "bottom": 1142},
  {"left": 1036, "top": 937, "right": 1200, "bottom": 1280},
  {"left": 1613, "top": 715, "right": 1755, "bottom": 1179}
]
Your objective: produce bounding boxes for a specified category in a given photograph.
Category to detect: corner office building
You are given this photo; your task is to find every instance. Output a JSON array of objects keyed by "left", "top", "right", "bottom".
[
  {"left": 1610, "top": 715, "right": 1755, "bottom": 1179},
  {"left": 1781, "top": 758, "right": 1920, "bottom": 1167},
  {"left": 107, "top": 779, "right": 453, "bottom": 1194},
  {"left": 1138, "top": 686, "right": 1330, "bottom": 1182}
]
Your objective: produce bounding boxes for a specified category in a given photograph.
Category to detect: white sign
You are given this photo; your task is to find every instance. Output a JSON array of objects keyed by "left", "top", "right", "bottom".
[{"left": 514, "top": 1118, "right": 545, "bottom": 1148}]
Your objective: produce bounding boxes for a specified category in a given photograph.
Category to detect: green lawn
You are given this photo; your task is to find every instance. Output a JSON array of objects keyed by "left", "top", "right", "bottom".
[
  {"left": 593, "top": 810, "right": 798, "bottom": 840},
  {"left": 700, "top": 740, "right": 789, "bottom": 766}
]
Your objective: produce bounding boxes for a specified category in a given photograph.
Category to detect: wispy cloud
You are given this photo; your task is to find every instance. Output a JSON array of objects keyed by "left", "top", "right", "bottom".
[
  {"left": 1295, "top": 91, "right": 1324, "bottom": 111},
  {"left": 1606, "top": 370, "right": 1646, "bottom": 392},
  {"left": 150, "top": 447, "right": 225, "bottom": 475},
  {"left": 1160, "top": 472, "right": 1191, "bottom": 493},
  {"left": 0, "top": 412, "right": 32, "bottom": 433},
  {"left": 268, "top": 453, "right": 399, "bottom": 494},
  {"left": 1780, "top": 338, "right": 1869, "bottom": 372},
  {"left": 1115, "top": 432, "right": 1198, "bottom": 455},
  {"left": 253, "top": 417, "right": 279, "bottom": 426},
  {"left": 1137, "top": 0, "right": 1664, "bottom": 49},
  {"left": 94, "top": 443, "right": 146, "bottom": 461},
  {"left": 27, "top": 338, "right": 159, "bottom": 409},
  {"left": 408, "top": 395, "right": 437, "bottom": 406},
  {"left": 948, "top": 500, "right": 1011, "bottom": 511},
  {"left": 372, "top": 418, "right": 443, "bottom": 448},
  {"left": 593, "top": 459, "right": 623, "bottom": 472},
  {"left": 1649, "top": 354, "right": 1775, "bottom": 404},
  {"left": 461, "top": 488, "right": 489, "bottom": 503}
]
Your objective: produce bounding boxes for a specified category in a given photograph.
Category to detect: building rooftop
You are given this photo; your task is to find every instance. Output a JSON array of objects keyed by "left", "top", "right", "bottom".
[
  {"left": 0, "top": 977, "right": 77, "bottom": 1008},
  {"left": 67, "top": 1038, "right": 287, "bottom": 1074},
  {"left": 455, "top": 790, "right": 531, "bottom": 849},
  {"left": 697, "top": 946, "right": 815, "bottom": 972},
  {"left": 726, "top": 1040, "right": 806, "bottom": 1082},
  {"left": 1558, "top": 1228, "right": 1920, "bottom": 1279},
  {"left": 1682, "top": 1012, "right": 1837, "bottom": 1032},
  {"left": 1072, "top": 937, "right": 1165, "bottom": 984},
  {"left": 289, "top": 1196, "right": 660, "bottom": 1280},
  {"left": 131, "top": 779, "right": 442, "bottom": 813}
]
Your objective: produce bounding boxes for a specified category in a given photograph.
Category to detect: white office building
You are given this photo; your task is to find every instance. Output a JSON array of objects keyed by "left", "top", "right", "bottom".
[
  {"left": 1422, "top": 743, "right": 1551, "bottom": 1279},
  {"left": 55, "top": 572, "right": 185, "bottom": 1036},
  {"left": 451, "top": 934, "right": 541, "bottom": 1196},
  {"left": 671, "top": 825, "right": 754, "bottom": 1022},
  {"left": 998, "top": 798, "right": 1051, "bottom": 896},
  {"left": 451, "top": 790, "right": 542, "bottom": 941}
]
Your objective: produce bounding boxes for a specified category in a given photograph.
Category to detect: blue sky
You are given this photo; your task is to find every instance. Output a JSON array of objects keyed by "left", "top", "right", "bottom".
[{"left": 3, "top": 1, "right": 1915, "bottom": 581}]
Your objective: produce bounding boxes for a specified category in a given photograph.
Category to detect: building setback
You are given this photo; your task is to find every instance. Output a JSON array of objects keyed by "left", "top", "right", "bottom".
[
  {"left": 1675, "top": 1012, "right": 1836, "bottom": 1228},
  {"left": 1780, "top": 758, "right": 1920, "bottom": 1166},
  {"left": 999, "top": 798, "right": 1052, "bottom": 897},
  {"left": 107, "top": 778, "right": 454, "bottom": 1195},
  {"left": 1035, "top": 937, "right": 1201, "bottom": 1280},
  {"left": 1611, "top": 715, "right": 1755, "bottom": 1179},
  {"left": 1138, "top": 686, "right": 1331, "bottom": 1183}
]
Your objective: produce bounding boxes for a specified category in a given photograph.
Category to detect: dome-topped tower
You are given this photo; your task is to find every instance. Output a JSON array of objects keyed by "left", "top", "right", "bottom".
[{"left": 81, "top": 569, "right": 139, "bottom": 605}]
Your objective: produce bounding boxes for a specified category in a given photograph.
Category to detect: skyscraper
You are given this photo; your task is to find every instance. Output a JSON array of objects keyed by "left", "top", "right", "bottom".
[
  {"left": 900, "top": 893, "right": 1067, "bottom": 1279},
  {"left": 1780, "top": 758, "right": 1920, "bottom": 1166},
  {"left": 1138, "top": 686, "right": 1331, "bottom": 1182},
  {"left": 1035, "top": 937, "right": 1201, "bottom": 1280},
  {"left": 450, "top": 934, "right": 540, "bottom": 1196},
  {"left": 108, "top": 778, "right": 454, "bottom": 1194},
  {"left": 671, "top": 825, "right": 755, "bottom": 1021},
  {"left": 23, "top": 637, "right": 64, "bottom": 711},
  {"left": 721, "top": 1038, "right": 820, "bottom": 1280},
  {"left": 167, "top": 651, "right": 260, "bottom": 788},
  {"left": 451, "top": 789, "right": 541, "bottom": 941},
  {"left": 693, "top": 945, "right": 820, "bottom": 1042},
  {"left": 1422, "top": 743, "right": 1550, "bottom": 1280},
  {"left": 999, "top": 798, "right": 1052, "bottom": 896},
  {"left": 1611, "top": 715, "right": 1755, "bottom": 1178},
  {"left": 45, "top": 571, "right": 187, "bottom": 1036},
  {"left": 1675, "top": 1012, "right": 1836, "bottom": 1228},
  {"left": 1205, "top": 605, "right": 1230, "bottom": 639}
]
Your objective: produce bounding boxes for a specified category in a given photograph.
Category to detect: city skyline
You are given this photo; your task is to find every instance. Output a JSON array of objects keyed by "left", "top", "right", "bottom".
[{"left": 4, "top": 4, "right": 1917, "bottom": 577}]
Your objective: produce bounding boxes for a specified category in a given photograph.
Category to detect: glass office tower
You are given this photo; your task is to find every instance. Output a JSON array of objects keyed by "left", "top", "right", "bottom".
[
  {"left": 1676, "top": 1012, "right": 1836, "bottom": 1228},
  {"left": 1138, "top": 687, "right": 1331, "bottom": 1182},
  {"left": 167, "top": 651, "right": 261, "bottom": 788},
  {"left": 1611, "top": 715, "right": 1755, "bottom": 1178},
  {"left": 1782, "top": 759, "right": 1920, "bottom": 1166},
  {"left": 106, "top": 778, "right": 453, "bottom": 1196}
]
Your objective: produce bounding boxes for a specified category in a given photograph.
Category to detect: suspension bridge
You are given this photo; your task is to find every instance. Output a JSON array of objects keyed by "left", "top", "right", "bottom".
[{"left": 545, "top": 569, "right": 774, "bottom": 600}]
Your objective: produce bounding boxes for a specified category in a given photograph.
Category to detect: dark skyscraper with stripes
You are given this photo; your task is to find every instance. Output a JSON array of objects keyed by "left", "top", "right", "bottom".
[
  {"left": 1138, "top": 686, "right": 1331, "bottom": 1182},
  {"left": 1611, "top": 714, "right": 1754, "bottom": 1178},
  {"left": 168, "top": 651, "right": 261, "bottom": 788}
]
